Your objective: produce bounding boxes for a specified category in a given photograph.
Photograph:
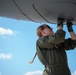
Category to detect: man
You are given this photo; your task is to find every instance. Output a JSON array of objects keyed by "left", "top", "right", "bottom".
[{"left": 36, "top": 18, "right": 76, "bottom": 75}]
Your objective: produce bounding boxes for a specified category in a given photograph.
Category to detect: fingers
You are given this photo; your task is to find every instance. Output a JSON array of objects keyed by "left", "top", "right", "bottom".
[{"left": 66, "top": 20, "right": 73, "bottom": 32}]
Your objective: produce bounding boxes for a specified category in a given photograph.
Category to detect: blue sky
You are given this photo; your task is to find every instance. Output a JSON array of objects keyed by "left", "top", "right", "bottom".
[{"left": 0, "top": 17, "right": 76, "bottom": 75}]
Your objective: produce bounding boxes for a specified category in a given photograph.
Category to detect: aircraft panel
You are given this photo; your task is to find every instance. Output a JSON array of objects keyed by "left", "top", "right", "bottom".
[
  {"left": 0, "top": 0, "right": 76, "bottom": 24},
  {"left": 34, "top": 2, "right": 76, "bottom": 24}
]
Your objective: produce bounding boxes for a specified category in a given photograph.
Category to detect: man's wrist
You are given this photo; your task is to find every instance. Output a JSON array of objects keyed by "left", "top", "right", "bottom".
[{"left": 58, "top": 25, "right": 63, "bottom": 30}]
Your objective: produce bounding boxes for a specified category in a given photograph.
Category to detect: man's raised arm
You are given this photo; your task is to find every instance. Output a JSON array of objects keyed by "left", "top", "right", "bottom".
[{"left": 66, "top": 20, "right": 76, "bottom": 40}]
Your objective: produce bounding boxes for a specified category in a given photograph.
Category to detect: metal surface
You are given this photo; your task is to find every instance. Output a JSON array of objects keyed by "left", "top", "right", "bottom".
[{"left": 0, "top": 0, "right": 76, "bottom": 24}]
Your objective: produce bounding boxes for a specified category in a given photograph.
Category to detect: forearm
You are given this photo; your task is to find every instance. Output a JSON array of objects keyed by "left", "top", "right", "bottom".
[
  {"left": 69, "top": 32, "right": 76, "bottom": 40},
  {"left": 53, "top": 29, "right": 66, "bottom": 44},
  {"left": 63, "top": 38, "right": 76, "bottom": 50}
]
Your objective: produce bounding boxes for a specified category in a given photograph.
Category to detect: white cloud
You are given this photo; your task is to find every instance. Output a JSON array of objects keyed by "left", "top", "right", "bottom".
[
  {"left": 24, "top": 70, "right": 76, "bottom": 75},
  {"left": 0, "top": 27, "right": 14, "bottom": 35},
  {"left": 24, "top": 70, "right": 43, "bottom": 75},
  {"left": 0, "top": 53, "right": 12, "bottom": 59},
  {"left": 72, "top": 70, "right": 76, "bottom": 75}
]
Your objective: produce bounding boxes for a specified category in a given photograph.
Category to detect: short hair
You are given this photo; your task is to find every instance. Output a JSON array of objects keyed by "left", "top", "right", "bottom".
[{"left": 37, "top": 24, "right": 50, "bottom": 37}]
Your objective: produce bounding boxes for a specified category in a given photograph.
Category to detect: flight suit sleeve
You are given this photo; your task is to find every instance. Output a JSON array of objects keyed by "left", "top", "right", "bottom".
[
  {"left": 37, "top": 30, "right": 66, "bottom": 49},
  {"left": 63, "top": 38, "right": 76, "bottom": 50}
]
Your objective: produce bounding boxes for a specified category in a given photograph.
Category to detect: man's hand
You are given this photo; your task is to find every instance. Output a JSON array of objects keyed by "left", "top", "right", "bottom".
[
  {"left": 57, "top": 18, "right": 64, "bottom": 30},
  {"left": 66, "top": 20, "right": 76, "bottom": 40},
  {"left": 66, "top": 20, "right": 73, "bottom": 32},
  {"left": 57, "top": 18, "right": 64, "bottom": 27}
]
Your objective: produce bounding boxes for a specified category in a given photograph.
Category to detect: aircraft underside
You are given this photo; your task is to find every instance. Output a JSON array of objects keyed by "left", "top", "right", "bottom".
[{"left": 0, "top": 0, "right": 76, "bottom": 24}]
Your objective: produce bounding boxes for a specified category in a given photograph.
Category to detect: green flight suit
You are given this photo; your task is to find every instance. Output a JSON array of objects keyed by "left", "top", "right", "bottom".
[{"left": 36, "top": 30, "right": 76, "bottom": 75}]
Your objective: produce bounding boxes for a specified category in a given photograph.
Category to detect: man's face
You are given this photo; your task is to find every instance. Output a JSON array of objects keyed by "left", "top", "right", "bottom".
[{"left": 41, "top": 26, "right": 54, "bottom": 36}]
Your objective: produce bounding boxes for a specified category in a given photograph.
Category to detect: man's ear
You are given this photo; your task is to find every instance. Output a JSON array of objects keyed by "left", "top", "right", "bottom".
[{"left": 41, "top": 30, "right": 45, "bottom": 36}]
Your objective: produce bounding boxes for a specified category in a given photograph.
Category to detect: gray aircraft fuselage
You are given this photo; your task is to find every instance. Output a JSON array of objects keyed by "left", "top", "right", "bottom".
[{"left": 0, "top": 0, "right": 76, "bottom": 24}]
